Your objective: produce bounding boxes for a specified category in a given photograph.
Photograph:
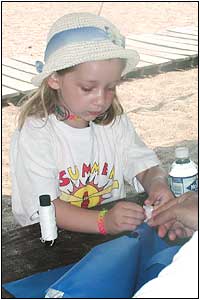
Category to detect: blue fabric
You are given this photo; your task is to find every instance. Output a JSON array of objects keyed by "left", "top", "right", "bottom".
[
  {"left": 3, "top": 264, "right": 74, "bottom": 299},
  {"left": 135, "top": 245, "right": 180, "bottom": 291},
  {"left": 44, "top": 27, "right": 110, "bottom": 61},
  {"left": 3, "top": 224, "right": 181, "bottom": 298}
]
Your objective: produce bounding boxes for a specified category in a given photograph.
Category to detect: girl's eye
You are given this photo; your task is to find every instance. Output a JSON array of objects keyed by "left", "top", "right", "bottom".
[
  {"left": 81, "top": 86, "right": 116, "bottom": 93},
  {"left": 81, "top": 87, "right": 93, "bottom": 92}
]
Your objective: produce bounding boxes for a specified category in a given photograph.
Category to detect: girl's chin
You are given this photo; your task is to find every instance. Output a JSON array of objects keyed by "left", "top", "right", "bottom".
[
  {"left": 81, "top": 111, "right": 104, "bottom": 121},
  {"left": 83, "top": 115, "right": 98, "bottom": 121}
]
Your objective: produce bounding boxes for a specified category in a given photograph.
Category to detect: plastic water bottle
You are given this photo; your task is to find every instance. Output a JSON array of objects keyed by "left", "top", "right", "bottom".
[
  {"left": 39, "top": 195, "right": 58, "bottom": 246},
  {"left": 168, "top": 147, "right": 198, "bottom": 197}
]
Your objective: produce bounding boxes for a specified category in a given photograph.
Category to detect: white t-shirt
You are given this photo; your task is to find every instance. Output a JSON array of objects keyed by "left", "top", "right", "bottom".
[
  {"left": 10, "top": 114, "right": 159, "bottom": 226},
  {"left": 133, "top": 231, "right": 198, "bottom": 298}
]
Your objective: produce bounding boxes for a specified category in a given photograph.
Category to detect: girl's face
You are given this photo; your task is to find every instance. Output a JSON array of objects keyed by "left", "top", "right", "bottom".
[{"left": 48, "top": 59, "right": 125, "bottom": 127}]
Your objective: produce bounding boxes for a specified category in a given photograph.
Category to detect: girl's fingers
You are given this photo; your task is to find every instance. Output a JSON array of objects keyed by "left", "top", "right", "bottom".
[
  {"left": 145, "top": 190, "right": 175, "bottom": 207},
  {"left": 114, "top": 202, "right": 145, "bottom": 220},
  {"left": 144, "top": 196, "right": 155, "bottom": 206},
  {"left": 122, "top": 216, "right": 143, "bottom": 226},
  {"left": 122, "top": 208, "right": 145, "bottom": 219},
  {"left": 122, "top": 201, "right": 145, "bottom": 212},
  {"left": 118, "top": 223, "right": 139, "bottom": 232},
  {"left": 152, "top": 199, "right": 177, "bottom": 217}
]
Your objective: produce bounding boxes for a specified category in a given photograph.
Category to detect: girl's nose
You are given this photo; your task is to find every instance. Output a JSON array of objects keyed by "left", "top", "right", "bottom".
[{"left": 94, "top": 89, "right": 105, "bottom": 105}]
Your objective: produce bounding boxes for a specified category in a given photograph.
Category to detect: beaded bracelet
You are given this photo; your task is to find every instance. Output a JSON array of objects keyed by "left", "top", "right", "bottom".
[{"left": 97, "top": 209, "right": 108, "bottom": 235}]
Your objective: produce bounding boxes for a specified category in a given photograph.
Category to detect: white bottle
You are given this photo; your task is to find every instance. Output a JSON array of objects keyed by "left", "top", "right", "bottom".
[
  {"left": 39, "top": 194, "right": 58, "bottom": 246},
  {"left": 169, "top": 147, "right": 198, "bottom": 197}
]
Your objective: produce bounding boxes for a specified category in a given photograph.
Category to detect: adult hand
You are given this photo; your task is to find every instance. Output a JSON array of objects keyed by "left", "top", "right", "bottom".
[
  {"left": 148, "top": 192, "right": 198, "bottom": 240},
  {"left": 144, "top": 178, "right": 178, "bottom": 239},
  {"left": 104, "top": 201, "right": 145, "bottom": 235}
]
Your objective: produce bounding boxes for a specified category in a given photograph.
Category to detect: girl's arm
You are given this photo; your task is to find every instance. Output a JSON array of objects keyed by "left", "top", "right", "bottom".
[
  {"left": 53, "top": 197, "right": 145, "bottom": 234},
  {"left": 53, "top": 198, "right": 99, "bottom": 233}
]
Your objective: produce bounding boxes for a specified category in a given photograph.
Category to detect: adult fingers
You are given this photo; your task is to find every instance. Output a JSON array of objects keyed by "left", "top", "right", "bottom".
[
  {"left": 167, "top": 230, "right": 177, "bottom": 241},
  {"left": 157, "top": 224, "right": 169, "bottom": 238},
  {"left": 168, "top": 227, "right": 187, "bottom": 240},
  {"left": 148, "top": 209, "right": 177, "bottom": 227},
  {"left": 167, "top": 221, "right": 191, "bottom": 240}
]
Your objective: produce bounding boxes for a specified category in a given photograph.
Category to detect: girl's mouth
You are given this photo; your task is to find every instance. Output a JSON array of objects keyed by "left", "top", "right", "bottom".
[{"left": 89, "top": 111, "right": 102, "bottom": 116}]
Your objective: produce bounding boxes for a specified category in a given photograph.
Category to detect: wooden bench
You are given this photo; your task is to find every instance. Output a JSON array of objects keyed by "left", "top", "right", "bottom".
[
  {"left": 126, "top": 25, "right": 198, "bottom": 77},
  {"left": 2, "top": 57, "right": 37, "bottom": 102},
  {"left": 2, "top": 26, "right": 198, "bottom": 104}
]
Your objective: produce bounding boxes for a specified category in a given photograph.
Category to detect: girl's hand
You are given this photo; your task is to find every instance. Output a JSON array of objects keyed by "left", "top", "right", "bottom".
[
  {"left": 144, "top": 177, "right": 174, "bottom": 207},
  {"left": 104, "top": 201, "right": 145, "bottom": 235},
  {"left": 136, "top": 167, "right": 173, "bottom": 208}
]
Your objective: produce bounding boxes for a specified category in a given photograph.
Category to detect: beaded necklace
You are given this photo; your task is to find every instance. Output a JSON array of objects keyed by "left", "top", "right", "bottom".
[{"left": 55, "top": 105, "right": 81, "bottom": 121}]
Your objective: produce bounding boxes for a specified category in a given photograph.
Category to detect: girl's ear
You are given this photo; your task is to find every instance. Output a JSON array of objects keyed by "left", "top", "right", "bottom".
[{"left": 47, "top": 72, "right": 60, "bottom": 90}]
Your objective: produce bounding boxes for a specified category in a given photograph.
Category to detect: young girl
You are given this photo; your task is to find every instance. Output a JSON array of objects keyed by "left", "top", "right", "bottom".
[{"left": 10, "top": 12, "right": 173, "bottom": 235}]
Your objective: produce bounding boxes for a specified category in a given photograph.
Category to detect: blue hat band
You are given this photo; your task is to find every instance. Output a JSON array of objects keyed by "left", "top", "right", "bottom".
[{"left": 44, "top": 26, "right": 124, "bottom": 62}]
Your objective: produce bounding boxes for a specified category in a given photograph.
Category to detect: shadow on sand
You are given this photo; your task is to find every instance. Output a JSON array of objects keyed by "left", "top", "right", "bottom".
[{"left": 154, "top": 139, "right": 198, "bottom": 171}]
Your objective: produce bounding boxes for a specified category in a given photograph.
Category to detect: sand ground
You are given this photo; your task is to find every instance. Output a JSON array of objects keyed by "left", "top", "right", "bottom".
[{"left": 2, "top": 2, "right": 198, "bottom": 197}]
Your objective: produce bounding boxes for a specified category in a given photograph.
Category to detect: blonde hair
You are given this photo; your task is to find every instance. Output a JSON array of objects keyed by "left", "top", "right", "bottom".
[{"left": 18, "top": 67, "right": 124, "bottom": 129}]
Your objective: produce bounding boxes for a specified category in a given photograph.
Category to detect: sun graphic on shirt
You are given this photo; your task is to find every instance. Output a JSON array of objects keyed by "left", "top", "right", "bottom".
[
  {"left": 60, "top": 179, "right": 119, "bottom": 208},
  {"left": 72, "top": 180, "right": 104, "bottom": 208}
]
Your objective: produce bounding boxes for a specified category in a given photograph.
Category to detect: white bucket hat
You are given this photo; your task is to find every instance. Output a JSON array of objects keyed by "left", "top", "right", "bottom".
[{"left": 32, "top": 12, "right": 140, "bottom": 86}]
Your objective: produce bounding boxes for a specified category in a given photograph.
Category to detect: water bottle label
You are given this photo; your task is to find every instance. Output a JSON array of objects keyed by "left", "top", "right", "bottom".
[{"left": 169, "top": 174, "right": 198, "bottom": 197}]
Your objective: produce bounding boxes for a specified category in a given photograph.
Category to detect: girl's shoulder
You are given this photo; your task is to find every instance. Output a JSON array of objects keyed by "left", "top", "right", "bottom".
[
  {"left": 19, "top": 115, "right": 57, "bottom": 142},
  {"left": 22, "top": 114, "right": 56, "bottom": 131}
]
